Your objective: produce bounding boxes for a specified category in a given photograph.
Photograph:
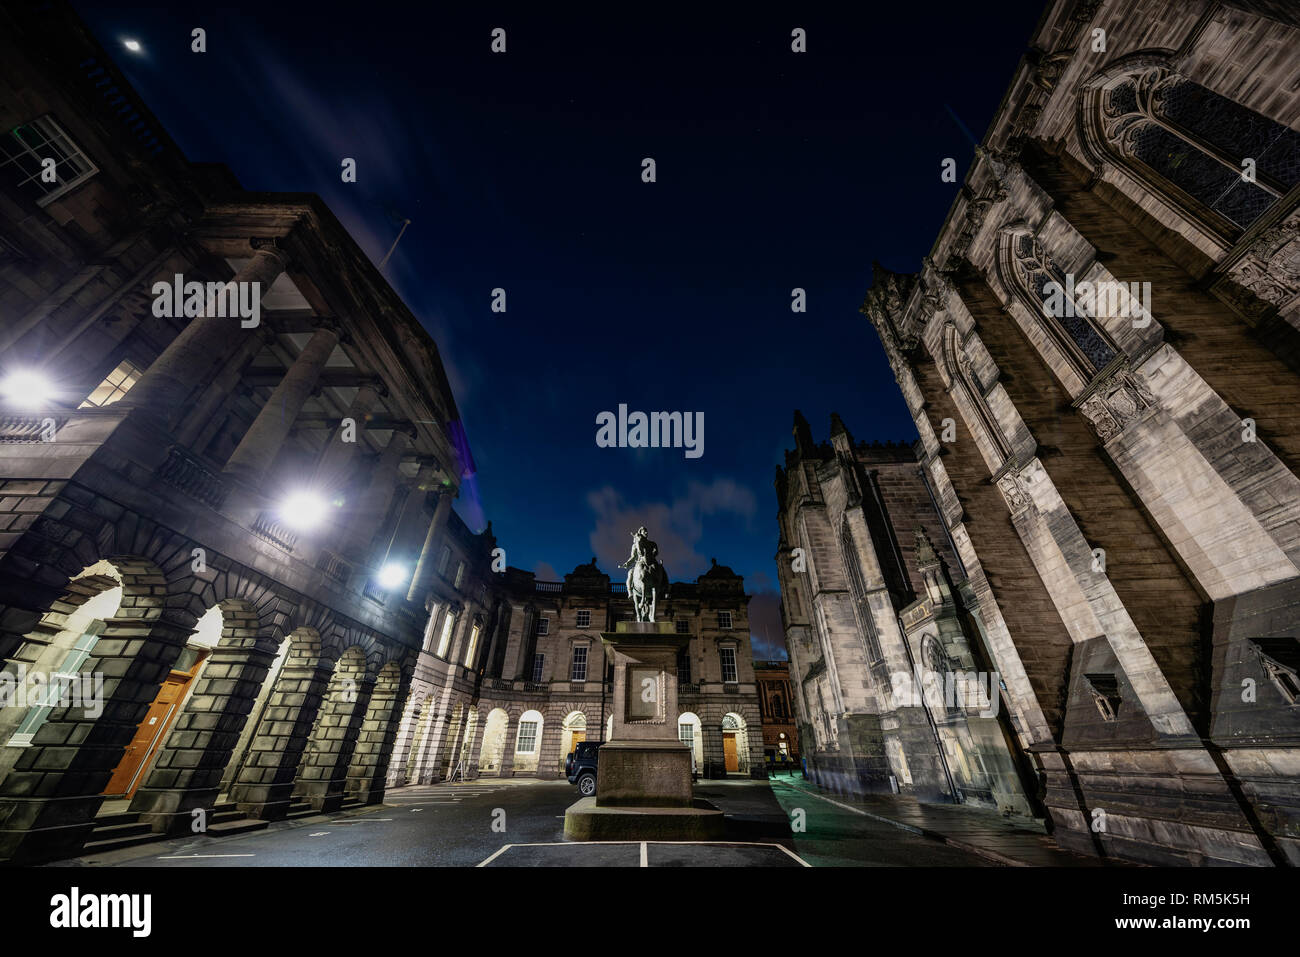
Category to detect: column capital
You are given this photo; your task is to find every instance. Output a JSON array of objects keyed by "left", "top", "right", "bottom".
[{"left": 249, "top": 236, "right": 292, "bottom": 267}]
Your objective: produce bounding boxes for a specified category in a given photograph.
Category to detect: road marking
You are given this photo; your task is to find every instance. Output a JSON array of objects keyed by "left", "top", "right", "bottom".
[
  {"left": 309, "top": 832, "right": 330, "bottom": 837},
  {"left": 157, "top": 853, "right": 256, "bottom": 859},
  {"left": 475, "top": 840, "right": 812, "bottom": 867}
]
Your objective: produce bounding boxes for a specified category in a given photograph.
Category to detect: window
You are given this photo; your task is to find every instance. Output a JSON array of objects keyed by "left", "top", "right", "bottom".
[
  {"left": 8, "top": 622, "right": 104, "bottom": 746},
  {"left": 717, "top": 611, "right": 733, "bottom": 630},
  {"left": 1094, "top": 67, "right": 1299, "bottom": 232},
  {"left": 571, "top": 645, "right": 588, "bottom": 682},
  {"left": 676, "top": 650, "right": 691, "bottom": 685},
  {"left": 463, "top": 623, "right": 480, "bottom": 667},
  {"left": 516, "top": 720, "right": 539, "bottom": 753},
  {"left": 535, "top": 617, "right": 549, "bottom": 636},
  {"left": 421, "top": 603, "right": 441, "bottom": 652},
  {"left": 575, "top": 609, "right": 591, "bottom": 629},
  {"left": 675, "top": 619, "right": 691, "bottom": 635},
  {"left": 436, "top": 612, "right": 455, "bottom": 658},
  {"left": 530, "top": 653, "right": 545, "bottom": 683},
  {"left": 678, "top": 723, "right": 694, "bottom": 746},
  {"left": 454, "top": 561, "right": 465, "bottom": 589},
  {"left": 437, "top": 545, "right": 452, "bottom": 576},
  {"left": 0, "top": 115, "right": 98, "bottom": 206},
  {"left": 720, "top": 647, "right": 738, "bottom": 683},
  {"left": 79, "top": 360, "right": 142, "bottom": 408}
]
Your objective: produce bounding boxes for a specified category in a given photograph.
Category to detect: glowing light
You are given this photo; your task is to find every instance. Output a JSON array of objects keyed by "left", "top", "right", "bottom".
[
  {"left": 0, "top": 369, "right": 56, "bottom": 408},
  {"left": 279, "top": 490, "right": 328, "bottom": 531},
  {"left": 123, "top": 39, "right": 142, "bottom": 52},
  {"left": 377, "top": 563, "right": 409, "bottom": 590}
]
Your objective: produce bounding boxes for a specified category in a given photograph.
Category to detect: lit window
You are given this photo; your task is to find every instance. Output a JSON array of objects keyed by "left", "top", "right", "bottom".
[
  {"left": 7, "top": 622, "right": 104, "bottom": 746},
  {"left": 535, "top": 617, "right": 549, "bottom": 636},
  {"left": 678, "top": 722, "right": 694, "bottom": 746},
  {"left": 0, "top": 115, "right": 98, "bottom": 206},
  {"left": 436, "top": 612, "right": 455, "bottom": 658},
  {"left": 675, "top": 619, "right": 691, "bottom": 635},
  {"left": 720, "top": 647, "right": 738, "bottom": 683},
  {"left": 463, "top": 624, "right": 480, "bottom": 666},
  {"left": 718, "top": 611, "right": 733, "bottom": 630},
  {"left": 575, "top": 609, "right": 591, "bottom": 629},
  {"left": 79, "top": 359, "right": 143, "bottom": 408},
  {"left": 516, "top": 720, "right": 539, "bottom": 753},
  {"left": 571, "top": 645, "right": 588, "bottom": 682},
  {"left": 531, "top": 653, "right": 545, "bottom": 683}
]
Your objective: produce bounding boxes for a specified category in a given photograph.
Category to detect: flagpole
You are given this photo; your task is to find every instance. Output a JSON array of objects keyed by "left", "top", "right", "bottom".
[{"left": 378, "top": 218, "right": 411, "bottom": 269}]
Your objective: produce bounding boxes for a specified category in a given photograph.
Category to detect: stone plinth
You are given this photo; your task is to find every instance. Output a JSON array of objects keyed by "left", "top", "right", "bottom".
[{"left": 565, "top": 621, "right": 723, "bottom": 840}]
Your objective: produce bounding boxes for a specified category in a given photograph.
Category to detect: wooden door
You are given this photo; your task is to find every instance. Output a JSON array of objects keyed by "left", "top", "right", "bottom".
[
  {"left": 103, "top": 657, "right": 203, "bottom": 797},
  {"left": 723, "top": 732, "right": 739, "bottom": 772}
]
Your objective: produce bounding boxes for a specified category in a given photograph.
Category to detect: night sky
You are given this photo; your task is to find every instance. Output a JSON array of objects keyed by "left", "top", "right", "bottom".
[{"left": 73, "top": 1, "right": 1047, "bottom": 657}]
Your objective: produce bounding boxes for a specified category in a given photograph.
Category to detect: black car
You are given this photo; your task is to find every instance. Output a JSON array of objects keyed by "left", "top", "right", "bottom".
[{"left": 565, "top": 741, "right": 600, "bottom": 797}]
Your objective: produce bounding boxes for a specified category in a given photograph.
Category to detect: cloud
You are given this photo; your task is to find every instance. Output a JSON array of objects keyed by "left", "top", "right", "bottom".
[
  {"left": 533, "top": 561, "right": 560, "bottom": 581},
  {"left": 585, "top": 479, "right": 758, "bottom": 579}
]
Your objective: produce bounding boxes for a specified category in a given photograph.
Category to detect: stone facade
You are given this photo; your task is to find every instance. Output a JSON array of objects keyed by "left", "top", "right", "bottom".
[
  {"left": 857, "top": 0, "right": 1300, "bottom": 865},
  {"left": 0, "top": 3, "right": 478, "bottom": 861},
  {"left": 389, "top": 557, "right": 766, "bottom": 785},
  {"left": 776, "top": 417, "right": 1036, "bottom": 814},
  {"left": 754, "top": 659, "right": 800, "bottom": 764}
]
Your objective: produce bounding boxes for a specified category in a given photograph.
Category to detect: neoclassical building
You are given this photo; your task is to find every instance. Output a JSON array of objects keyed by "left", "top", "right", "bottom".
[
  {"left": 776, "top": 419, "right": 1036, "bottom": 814},
  {"left": 0, "top": 3, "right": 475, "bottom": 862},
  {"left": 857, "top": 0, "right": 1300, "bottom": 864},
  {"left": 388, "top": 557, "right": 766, "bottom": 785}
]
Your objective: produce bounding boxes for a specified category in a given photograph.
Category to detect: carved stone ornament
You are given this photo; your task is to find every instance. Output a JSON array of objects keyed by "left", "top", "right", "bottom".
[
  {"left": 1077, "top": 368, "right": 1157, "bottom": 442},
  {"left": 1228, "top": 214, "right": 1300, "bottom": 310},
  {"left": 996, "top": 469, "right": 1034, "bottom": 516}
]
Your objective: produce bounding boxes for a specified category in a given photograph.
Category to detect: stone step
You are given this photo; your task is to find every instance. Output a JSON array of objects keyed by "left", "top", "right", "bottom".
[{"left": 205, "top": 818, "right": 270, "bottom": 838}]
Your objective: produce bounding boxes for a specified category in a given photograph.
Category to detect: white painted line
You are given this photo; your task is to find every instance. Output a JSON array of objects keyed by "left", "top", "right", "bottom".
[
  {"left": 309, "top": 832, "right": 330, "bottom": 837},
  {"left": 477, "top": 844, "right": 513, "bottom": 867},
  {"left": 157, "top": 853, "right": 256, "bottom": 859},
  {"left": 475, "top": 839, "right": 812, "bottom": 867},
  {"left": 640, "top": 842, "right": 648, "bottom": 867}
]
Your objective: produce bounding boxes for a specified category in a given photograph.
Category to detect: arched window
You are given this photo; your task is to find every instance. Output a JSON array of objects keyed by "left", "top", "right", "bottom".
[
  {"left": 1004, "top": 233, "right": 1118, "bottom": 379},
  {"left": 941, "top": 322, "right": 1014, "bottom": 462},
  {"left": 1091, "top": 66, "right": 1300, "bottom": 234},
  {"left": 840, "top": 521, "right": 884, "bottom": 663}
]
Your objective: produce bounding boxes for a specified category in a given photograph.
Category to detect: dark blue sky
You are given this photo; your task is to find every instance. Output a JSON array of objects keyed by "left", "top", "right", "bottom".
[{"left": 74, "top": 1, "right": 1046, "bottom": 656}]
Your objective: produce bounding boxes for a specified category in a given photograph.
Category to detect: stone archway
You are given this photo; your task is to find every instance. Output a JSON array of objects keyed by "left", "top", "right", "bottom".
[
  {"left": 346, "top": 660, "right": 409, "bottom": 804},
  {"left": 296, "top": 647, "right": 371, "bottom": 812},
  {"left": 478, "top": 708, "right": 510, "bottom": 775},
  {"left": 559, "top": 710, "right": 587, "bottom": 772}
]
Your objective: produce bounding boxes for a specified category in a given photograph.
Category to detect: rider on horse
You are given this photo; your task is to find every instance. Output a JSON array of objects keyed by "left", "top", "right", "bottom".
[{"left": 619, "top": 526, "right": 668, "bottom": 621}]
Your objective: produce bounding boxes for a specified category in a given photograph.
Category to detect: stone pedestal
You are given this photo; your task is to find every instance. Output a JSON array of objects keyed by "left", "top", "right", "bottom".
[{"left": 565, "top": 621, "right": 723, "bottom": 840}]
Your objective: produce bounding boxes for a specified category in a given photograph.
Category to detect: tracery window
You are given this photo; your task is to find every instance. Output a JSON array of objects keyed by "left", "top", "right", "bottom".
[{"left": 1100, "top": 67, "right": 1300, "bottom": 232}]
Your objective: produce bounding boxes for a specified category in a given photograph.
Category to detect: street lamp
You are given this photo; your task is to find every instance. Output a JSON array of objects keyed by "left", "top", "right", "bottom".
[
  {"left": 0, "top": 369, "right": 56, "bottom": 409},
  {"left": 279, "top": 490, "right": 328, "bottom": 531},
  {"left": 376, "top": 562, "right": 409, "bottom": 590},
  {"left": 123, "top": 39, "right": 142, "bottom": 53}
]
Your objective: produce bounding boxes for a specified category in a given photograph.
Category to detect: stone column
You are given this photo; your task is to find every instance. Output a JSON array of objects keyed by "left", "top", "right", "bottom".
[
  {"left": 342, "top": 428, "right": 415, "bottom": 557},
  {"left": 229, "top": 658, "right": 332, "bottom": 820},
  {"left": 222, "top": 323, "right": 340, "bottom": 485},
  {"left": 406, "top": 487, "right": 456, "bottom": 603},
  {"left": 313, "top": 382, "right": 383, "bottom": 494},
  {"left": 128, "top": 638, "right": 279, "bottom": 834},
  {"left": 174, "top": 325, "right": 273, "bottom": 448},
  {"left": 296, "top": 674, "right": 373, "bottom": 812},
  {"left": 345, "top": 671, "right": 411, "bottom": 804},
  {"left": 126, "top": 245, "right": 289, "bottom": 427}
]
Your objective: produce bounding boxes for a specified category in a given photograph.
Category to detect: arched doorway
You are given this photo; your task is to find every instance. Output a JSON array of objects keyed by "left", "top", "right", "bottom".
[
  {"left": 677, "top": 711, "right": 702, "bottom": 772},
  {"left": 103, "top": 603, "right": 223, "bottom": 800},
  {"left": 512, "top": 709, "right": 544, "bottom": 773},
  {"left": 722, "top": 712, "right": 750, "bottom": 774},
  {"left": 478, "top": 708, "right": 509, "bottom": 775},
  {"left": 560, "top": 710, "right": 587, "bottom": 771}
]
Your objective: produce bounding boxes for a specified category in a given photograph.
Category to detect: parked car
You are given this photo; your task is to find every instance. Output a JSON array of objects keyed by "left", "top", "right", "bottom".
[{"left": 565, "top": 741, "right": 601, "bottom": 796}]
